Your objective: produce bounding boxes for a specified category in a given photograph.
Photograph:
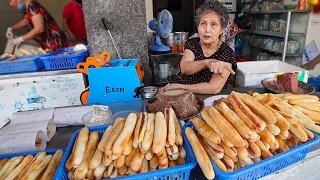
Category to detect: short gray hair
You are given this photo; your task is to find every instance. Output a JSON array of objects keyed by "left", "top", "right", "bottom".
[{"left": 195, "top": 0, "right": 229, "bottom": 29}]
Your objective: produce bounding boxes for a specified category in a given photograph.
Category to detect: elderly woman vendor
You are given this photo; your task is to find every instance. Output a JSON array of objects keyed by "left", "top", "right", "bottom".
[{"left": 163, "top": 0, "right": 237, "bottom": 94}]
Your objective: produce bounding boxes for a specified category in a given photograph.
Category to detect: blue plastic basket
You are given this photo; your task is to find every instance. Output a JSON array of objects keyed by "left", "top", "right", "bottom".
[
  {"left": 41, "top": 47, "right": 89, "bottom": 70},
  {"left": 183, "top": 121, "right": 320, "bottom": 180},
  {"left": 0, "top": 148, "right": 65, "bottom": 180},
  {"left": 0, "top": 57, "right": 43, "bottom": 74},
  {"left": 55, "top": 125, "right": 197, "bottom": 180}
]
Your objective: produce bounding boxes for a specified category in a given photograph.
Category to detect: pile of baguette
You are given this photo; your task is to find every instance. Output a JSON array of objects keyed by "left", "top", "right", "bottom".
[
  {"left": 0, "top": 150, "right": 63, "bottom": 180},
  {"left": 185, "top": 91, "right": 319, "bottom": 179},
  {"left": 0, "top": 48, "right": 52, "bottom": 62},
  {"left": 66, "top": 110, "right": 186, "bottom": 180}
]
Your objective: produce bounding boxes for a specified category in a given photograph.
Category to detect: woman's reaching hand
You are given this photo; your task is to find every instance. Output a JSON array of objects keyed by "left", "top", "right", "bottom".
[{"left": 205, "top": 59, "right": 235, "bottom": 77}]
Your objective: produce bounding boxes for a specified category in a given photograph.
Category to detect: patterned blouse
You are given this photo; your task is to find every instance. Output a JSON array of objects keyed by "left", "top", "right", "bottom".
[
  {"left": 181, "top": 38, "right": 237, "bottom": 88},
  {"left": 26, "top": 1, "right": 67, "bottom": 50}
]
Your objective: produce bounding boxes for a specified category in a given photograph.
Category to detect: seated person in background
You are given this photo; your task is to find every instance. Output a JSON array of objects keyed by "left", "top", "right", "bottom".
[
  {"left": 161, "top": 0, "right": 237, "bottom": 95},
  {"left": 63, "top": 0, "right": 87, "bottom": 44},
  {"left": 221, "top": 12, "right": 252, "bottom": 51}
]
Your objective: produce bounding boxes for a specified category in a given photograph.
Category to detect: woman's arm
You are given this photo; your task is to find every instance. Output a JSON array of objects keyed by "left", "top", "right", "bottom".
[
  {"left": 22, "top": 14, "right": 45, "bottom": 41},
  {"left": 180, "top": 68, "right": 230, "bottom": 94},
  {"left": 180, "top": 49, "right": 211, "bottom": 75},
  {"left": 11, "top": 19, "right": 28, "bottom": 30}
]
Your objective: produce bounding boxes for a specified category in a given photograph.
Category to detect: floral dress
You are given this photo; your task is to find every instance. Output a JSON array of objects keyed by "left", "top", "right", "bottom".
[
  {"left": 181, "top": 38, "right": 237, "bottom": 88},
  {"left": 26, "top": 1, "right": 68, "bottom": 50}
]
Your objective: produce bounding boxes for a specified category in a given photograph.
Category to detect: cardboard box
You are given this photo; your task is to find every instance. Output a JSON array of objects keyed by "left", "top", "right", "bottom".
[{"left": 236, "top": 60, "right": 309, "bottom": 87}]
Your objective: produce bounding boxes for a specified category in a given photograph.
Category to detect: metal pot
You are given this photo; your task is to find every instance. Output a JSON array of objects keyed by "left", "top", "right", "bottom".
[
  {"left": 140, "top": 86, "right": 158, "bottom": 99},
  {"left": 163, "top": 32, "right": 189, "bottom": 46}
]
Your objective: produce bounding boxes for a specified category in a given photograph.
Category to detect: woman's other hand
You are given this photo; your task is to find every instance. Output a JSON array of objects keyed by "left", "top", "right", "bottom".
[
  {"left": 159, "top": 83, "right": 184, "bottom": 94},
  {"left": 6, "top": 28, "right": 13, "bottom": 39},
  {"left": 205, "top": 59, "right": 235, "bottom": 77}
]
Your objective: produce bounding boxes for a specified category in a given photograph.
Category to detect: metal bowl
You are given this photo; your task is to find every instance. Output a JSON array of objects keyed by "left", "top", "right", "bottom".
[{"left": 144, "top": 96, "right": 204, "bottom": 121}]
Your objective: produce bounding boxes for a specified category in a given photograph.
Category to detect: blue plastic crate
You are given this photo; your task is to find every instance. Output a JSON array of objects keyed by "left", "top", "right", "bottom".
[
  {"left": 55, "top": 125, "right": 197, "bottom": 180},
  {"left": 0, "top": 57, "right": 43, "bottom": 74},
  {"left": 0, "top": 148, "right": 65, "bottom": 180},
  {"left": 183, "top": 121, "right": 320, "bottom": 180},
  {"left": 41, "top": 47, "right": 89, "bottom": 70}
]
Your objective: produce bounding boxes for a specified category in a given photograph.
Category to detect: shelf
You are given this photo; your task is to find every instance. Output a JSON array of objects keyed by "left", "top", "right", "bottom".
[
  {"left": 249, "top": 30, "right": 286, "bottom": 38},
  {"left": 248, "top": 30, "right": 306, "bottom": 38},
  {"left": 250, "top": 45, "right": 301, "bottom": 57},
  {"left": 247, "top": 10, "right": 310, "bottom": 14}
]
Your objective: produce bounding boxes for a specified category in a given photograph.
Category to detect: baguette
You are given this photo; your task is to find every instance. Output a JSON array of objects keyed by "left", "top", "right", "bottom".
[
  {"left": 206, "top": 106, "right": 245, "bottom": 147},
  {"left": 17, "top": 152, "right": 46, "bottom": 179},
  {"left": 215, "top": 101, "right": 254, "bottom": 139},
  {"left": 93, "top": 163, "right": 107, "bottom": 179},
  {"left": 258, "top": 93, "right": 275, "bottom": 106},
  {"left": 202, "top": 138, "right": 224, "bottom": 159},
  {"left": 222, "top": 155, "right": 234, "bottom": 172},
  {"left": 21, "top": 155, "right": 52, "bottom": 180},
  {"left": 174, "top": 118, "right": 184, "bottom": 146},
  {"left": 107, "top": 162, "right": 115, "bottom": 177},
  {"left": 104, "top": 118, "right": 126, "bottom": 155},
  {"left": 261, "top": 150, "right": 273, "bottom": 159},
  {"left": 86, "top": 168, "right": 94, "bottom": 179},
  {"left": 259, "top": 129, "right": 278, "bottom": 150},
  {"left": 140, "top": 158, "right": 148, "bottom": 173},
  {"left": 109, "top": 168, "right": 118, "bottom": 178},
  {"left": 301, "top": 126, "right": 314, "bottom": 140},
  {"left": 247, "top": 142, "right": 261, "bottom": 158},
  {"left": 156, "top": 149, "right": 168, "bottom": 166},
  {"left": 112, "top": 113, "right": 138, "bottom": 156},
  {"left": 0, "top": 156, "right": 24, "bottom": 179},
  {"left": 185, "top": 127, "right": 215, "bottom": 179},
  {"left": 123, "top": 136, "right": 133, "bottom": 155},
  {"left": 166, "top": 108, "right": 176, "bottom": 146},
  {"left": 145, "top": 150, "right": 154, "bottom": 160},
  {"left": 192, "top": 117, "right": 221, "bottom": 144},
  {"left": 74, "top": 131, "right": 99, "bottom": 179},
  {"left": 293, "top": 105, "right": 320, "bottom": 116},
  {"left": 178, "top": 145, "right": 186, "bottom": 159},
  {"left": 97, "top": 125, "right": 113, "bottom": 152},
  {"left": 267, "top": 124, "right": 281, "bottom": 136},
  {"left": 152, "top": 112, "right": 167, "bottom": 154},
  {"left": 177, "top": 158, "right": 185, "bottom": 165},
  {"left": 130, "top": 149, "right": 145, "bottom": 172},
  {"left": 211, "top": 156, "right": 227, "bottom": 172},
  {"left": 141, "top": 113, "right": 155, "bottom": 152},
  {"left": 125, "top": 148, "right": 137, "bottom": 167},
  {"left": 254, "top": 140, "right": 266, "bottom": 151},
  {"left": 284, "top": 94, "right": 319, "bottom": 100},
  {"left": 289, "top": 124, "right": 308, "bottom": 143},
  {"left": 0, "top": 159, "right": 9, "bottom": 170},
  {"left": 275, "top": 136, "right": 289, "bottom": 152},
  {"left": 149, "top": 155, "right": 159, "bottom": 169},
  {"left": 89, "top": 149, "right": 103, "bottom": 169},
  {"left": 39, "top": 150, "right": 63, "bottom": 180},
  {"left": 133, "top": 112, "right": 147, "bottom": 148},
  {"left": 72, "top": 127, "right": 89, "bottom": 167},
  {"left": 273, "top": 110, "right": 290, "bottom": 131},
  {"left": 115, "top": 154, "right": 126, "bottom": 168},
  {"left": 237, "top": 92, "right": 276, "bottom": 124},
  {"left": 168, "top": 160, "right": 178, "bottom": 168},
  {"left": 118, "top": 165, "right": 127, "bottom": 176},
  {"left": 3, "top": 155, "right": 32, "bottom": 180},
  {"left": 227, "top": 94, "right": 265, "bottom": 131},
  {"left": 279, "top": 130, "right": 289, "bottom": 139},
  {"left": 307, "top": 115, "right": 320, "bottom": 124},
  {"left": 201, "top": 110, "right": 227, "bottom": 143}
]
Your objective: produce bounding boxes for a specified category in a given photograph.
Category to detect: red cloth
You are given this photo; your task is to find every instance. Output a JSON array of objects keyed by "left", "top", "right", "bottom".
[{"left": 63, "top": 0, "right": 87, "bottom": 40}]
